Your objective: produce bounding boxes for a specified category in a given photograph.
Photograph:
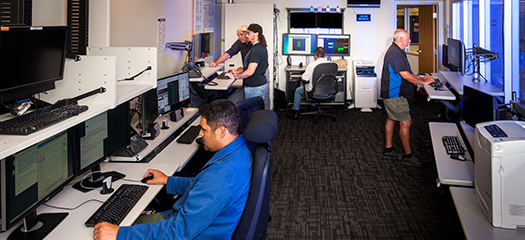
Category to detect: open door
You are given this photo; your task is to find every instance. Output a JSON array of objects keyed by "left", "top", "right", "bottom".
[{"left": 418, "top": 5, "right": 436, "bottom": 73}]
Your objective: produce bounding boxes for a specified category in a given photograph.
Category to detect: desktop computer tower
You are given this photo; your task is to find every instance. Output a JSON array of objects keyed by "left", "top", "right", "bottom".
[{"left": 474, "top": 120, "right": 525, "bottom": 229}]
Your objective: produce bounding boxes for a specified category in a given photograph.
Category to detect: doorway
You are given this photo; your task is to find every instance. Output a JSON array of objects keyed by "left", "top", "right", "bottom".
[{"left": 397, "top": 5, "right": 438, "bottom": 74}]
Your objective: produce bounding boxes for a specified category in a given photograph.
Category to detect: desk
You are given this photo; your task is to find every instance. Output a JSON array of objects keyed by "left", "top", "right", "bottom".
[
  {"left": 189, "top": 64, "right": 224, "bottom": 83},
  {"left": 450, "top": 187, "right": 525, "bottom": 240},
  {"left": 204, "top": 77, "right": 237, "bottom": 91},
  {"left": 440, "top": 71, "right": 504, "bottom": 96},
  {"left": 429, "top": 122, "right": 474, "bottom": 187},
  {"left": 285, "top": 65, "right": 348, "bottom": 107},
  {"left": 422, "top": 73, "right": 456, "bottom": 101},
  {"left": 0, "top": 117, "right": 201, "bottom": 240}
]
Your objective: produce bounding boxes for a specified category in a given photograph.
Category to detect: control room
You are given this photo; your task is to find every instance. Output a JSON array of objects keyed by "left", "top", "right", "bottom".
[{"left": 0, "top": 0, "right": 524, "bottom": 239}]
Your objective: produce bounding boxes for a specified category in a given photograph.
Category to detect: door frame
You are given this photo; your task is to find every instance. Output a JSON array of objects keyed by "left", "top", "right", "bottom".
[{"left": 394, "top": 1, "right": 444, "bottom": 73}]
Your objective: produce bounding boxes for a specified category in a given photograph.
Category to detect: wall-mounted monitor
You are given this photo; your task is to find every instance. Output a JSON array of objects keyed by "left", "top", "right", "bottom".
[
  {"left": 157, "top": 72, "right": 190, "bottom": 116},
  {"left": 282, "top": 33, "right": 317, "bottom": 55},
  {"left": 317, "top": 34, "right": 351, "bottom": 56},
  {"left": 0, "top": 26, "right": 68, "bottom": 105},
  {"left": 289, "top": 12, "right": 343, "bottom": 29},
  {"left": 347, "top": 0, "right": 381, "bottom": 8},
  {"left": 447, "top": 38, "right": 466, "bottom": 76}
]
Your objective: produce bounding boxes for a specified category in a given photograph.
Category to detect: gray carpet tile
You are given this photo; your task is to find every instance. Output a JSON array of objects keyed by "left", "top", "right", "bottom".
[{"left": 267, "top": 92, "right": 465, "bottom": 240}]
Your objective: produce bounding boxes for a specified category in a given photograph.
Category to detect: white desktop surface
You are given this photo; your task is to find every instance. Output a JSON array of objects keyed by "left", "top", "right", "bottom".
[
  {"left": 189, "top": 64, "right": 224, "bottom": 83},
  {"left": 0, "top": 114, "right": 201, "bottom": 239},
  {"left": 423, "top": 73, "right": 456, "bottom": 101},
  {"left": 450, "top": 187, "right": 525, "bottom": 240},
  {"left": 440, "top": 71, "right": 504, "bottom": 96},
  {"left": 205, "top": 78, "right": 237, "bottom": 90},
  {"left": 429, "top": 122, "right": 474, "bottom": 186}
]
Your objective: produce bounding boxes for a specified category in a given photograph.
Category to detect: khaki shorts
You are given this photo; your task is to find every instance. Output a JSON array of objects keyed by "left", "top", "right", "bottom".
[{"left": 383, "top": 97, "right": 411, "bottom": 122}]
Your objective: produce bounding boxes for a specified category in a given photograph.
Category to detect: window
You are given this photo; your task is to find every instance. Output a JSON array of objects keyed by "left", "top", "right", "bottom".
[
  {"left": 519, "top": 0, "right": 525, "bottom": 100},
  {"left": 488, "top": 0, "right": 504, "bottom": 91}
]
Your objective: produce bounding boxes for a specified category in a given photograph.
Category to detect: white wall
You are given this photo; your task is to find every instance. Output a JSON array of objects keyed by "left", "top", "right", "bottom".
[{"left": 32, "top": 0, "right": 67, "bottom": 25}]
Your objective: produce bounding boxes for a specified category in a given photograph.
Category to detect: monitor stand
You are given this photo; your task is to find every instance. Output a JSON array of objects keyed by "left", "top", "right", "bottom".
[
  {"left": 72, "top": 165, "right": 125, "bottom": 193},
  {"left": 7, "top": 211, "right": 68, "bottom": 240}
]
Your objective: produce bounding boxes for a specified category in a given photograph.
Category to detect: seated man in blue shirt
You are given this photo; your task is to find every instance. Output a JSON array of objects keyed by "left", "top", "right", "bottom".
[{"left": 93, "top": 99, "right": 253, "bottom": 240}]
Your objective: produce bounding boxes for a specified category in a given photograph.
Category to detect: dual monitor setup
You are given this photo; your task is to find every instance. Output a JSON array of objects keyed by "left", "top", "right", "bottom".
[
  {"left": 282, "top": 33, "right": 351, "bottom": 56},
  {"left": 442, "top": 37, "right": 498, "bottom": 82},
  {"left": 0, "top": 71, "right": 191, "bottom": 240}
]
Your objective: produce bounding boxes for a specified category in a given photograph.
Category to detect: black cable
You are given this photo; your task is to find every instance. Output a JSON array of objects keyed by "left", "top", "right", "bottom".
[
  {"left": 118, "top": 66, "right": 152, "bottom": 81},
  {"left": 43, "top": 199, "right": 104, "bottom": 211}
]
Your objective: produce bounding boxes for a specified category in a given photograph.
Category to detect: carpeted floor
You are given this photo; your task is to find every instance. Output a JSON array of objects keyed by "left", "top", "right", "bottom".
[{"left": 266, "top": 91, "right": 465, "bottom": 240}]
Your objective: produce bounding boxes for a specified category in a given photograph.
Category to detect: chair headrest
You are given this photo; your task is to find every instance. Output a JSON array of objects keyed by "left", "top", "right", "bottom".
[{"left": 243, "top": 110, "right": 278, "bottom": 143}]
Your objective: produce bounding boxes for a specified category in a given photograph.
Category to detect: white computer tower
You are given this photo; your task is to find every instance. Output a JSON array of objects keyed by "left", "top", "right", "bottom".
[
  {"left": 352, "top": 60, "right": 377, "bottom": 112},
  {"left": 474, "top": 120, "right": 525, "bottom": 229}
]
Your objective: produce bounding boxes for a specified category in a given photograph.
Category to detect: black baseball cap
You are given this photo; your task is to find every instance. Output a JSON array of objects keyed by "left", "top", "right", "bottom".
[{"left": 244, "top": 23, "right": 263, "bottom": 34}]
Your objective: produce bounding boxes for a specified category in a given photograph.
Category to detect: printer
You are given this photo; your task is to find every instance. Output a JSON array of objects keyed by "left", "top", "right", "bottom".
[
  {"left": 474, "top": 120, "right": 525, "bottom": 229},
  {"left": 352, "top": 60, "right": 378, "bottom": 112}
]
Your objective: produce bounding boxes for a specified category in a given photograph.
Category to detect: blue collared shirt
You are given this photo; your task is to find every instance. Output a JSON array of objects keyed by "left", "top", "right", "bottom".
[{"left": 117, "top": 136, "right": 252, "bottom": 240}]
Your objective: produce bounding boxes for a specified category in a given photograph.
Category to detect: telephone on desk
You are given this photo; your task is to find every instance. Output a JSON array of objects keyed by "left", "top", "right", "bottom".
[{"left": 125, "top": 134, "right": 148, "bottom": 156}]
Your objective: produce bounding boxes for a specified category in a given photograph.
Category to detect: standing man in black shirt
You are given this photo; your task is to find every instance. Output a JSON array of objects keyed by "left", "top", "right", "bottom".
[
  {"left": 209, "top": 25, "right": 252, "bottom": 70},
  {"left": 380, "top": 29, "right": 434, "bottom": 167},
  {"left": 225, "top": 23, "right": 269, "bottom": 100}
]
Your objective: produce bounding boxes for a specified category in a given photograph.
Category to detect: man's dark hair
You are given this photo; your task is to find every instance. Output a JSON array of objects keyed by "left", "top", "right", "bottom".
[
  {"left": 315, "top": 47, "right": 325, "bottom": 58},
  {"left": 199, "top": 99, "right": 241, "bottom": 135}
]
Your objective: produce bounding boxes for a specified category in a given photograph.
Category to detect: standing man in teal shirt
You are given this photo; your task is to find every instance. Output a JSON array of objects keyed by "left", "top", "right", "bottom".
[{"left": 93, "top": 100, "right": 252, "bottom": 240}]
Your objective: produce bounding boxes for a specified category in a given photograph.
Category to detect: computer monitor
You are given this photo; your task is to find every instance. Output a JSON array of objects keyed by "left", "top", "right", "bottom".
[
  {"left": 0, "top": 26, "right": 68, "bottom": 106},
  {"left": 72, "top": 103, "right": 130, "bottom": 192},
  {"left": 192, "top": 32, "right": 214, "bottom": 62},
  {"left": 157, "top": 72, "right": 190, "bottom": 116},
  {"left": 282, "top": 33, "right": 317, "bottom": 55},
  {"left": 447, "top": 38, "right": 465, "bottom": 75},
  {"left": 462, "top": 85, "right": 500, "bottom": 129},
  {"left": 141, "top": 89, "right": 158, "bottom": 137},
  {"left": 317, "top": 34, "right": 351, "bottom": 56},
  {"left": 0, "top": 129, "right": 75, "bottom": 240}
]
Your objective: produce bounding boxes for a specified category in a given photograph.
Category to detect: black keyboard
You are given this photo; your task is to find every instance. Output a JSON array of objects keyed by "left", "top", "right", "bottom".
[
  {"left": 442, "top": 135, "right": 465, "bottom": 155},
  {"left": 177, "top": 125, "right": 202, "bottom": 144},
  {"left": 85, "top": 184, "right": 148, "bottom": 227},
  {"left": 217, "top": 72, "right": 231, "bottom": 79},
  {"left": 0, "top": 103, "right": 88, "bottom": 135}
]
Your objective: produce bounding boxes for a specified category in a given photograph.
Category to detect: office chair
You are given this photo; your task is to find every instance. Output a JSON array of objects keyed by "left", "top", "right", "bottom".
[
  {"left": 302, "top": 62, "right": 339, "bottom": 123},
  {"left": 232, "top": 110, "right": 278, "bottom": 240},
  {"left": 235, "top": 96, "right": 265, "bottom": 135}
]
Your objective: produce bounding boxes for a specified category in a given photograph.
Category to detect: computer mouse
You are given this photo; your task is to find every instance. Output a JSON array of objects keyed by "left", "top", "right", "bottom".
[
  {"left": 450, "top": 154, "right": 466, "bottom": 161},
  {"left": 195, "top": 137, "right": 204, "bottom": 147},
  {"left": 299, "top": 62, "right": 303, "bottom": 68},
  {"left": 141, "top": 174, "right": 154, "bottom": 183}
]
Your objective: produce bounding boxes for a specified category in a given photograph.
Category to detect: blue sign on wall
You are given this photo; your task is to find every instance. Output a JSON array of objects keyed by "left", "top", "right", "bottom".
[{"left": 356, "top": 14, "right": 371, "bottom": 22}]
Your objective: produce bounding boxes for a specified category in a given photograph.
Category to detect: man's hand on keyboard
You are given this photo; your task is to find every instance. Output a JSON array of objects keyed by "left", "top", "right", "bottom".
[
  {"left": 143, "top": 169, "right": 168, "bottom": 185},
  {"left": 422, "top": 76, "right": 435, "bottom": 85},
  {"left": 93, "top": 222, "right": 119, "bottom": 240}
]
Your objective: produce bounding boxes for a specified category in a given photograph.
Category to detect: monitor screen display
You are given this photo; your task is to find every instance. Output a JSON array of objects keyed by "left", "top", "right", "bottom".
[
  {"left": 447, "top": 38, "right": 465, "bottom": 75},
  {"left": 0, "top": 26, "right": 68, "bottom": 102},
  {"left": 462, "top": 85, "right": 499, "bottom": 128},
  {"left": 282, "top": 33, "right": 317, "bottom": 55},
  {"left": 75, "top": 103, "right": 130, "bottom": 174},
  {"left": 3, "top": 129, "right": 74, "bottom": 229},
  {"left": 317, "top": 34, "right": 351, "bottom": 56},
  {"left": 347, "top": 0, "right": 381, "bottom": 8},
  {"left": 157, "top": 72, "right": 190, "bottom": 116}
]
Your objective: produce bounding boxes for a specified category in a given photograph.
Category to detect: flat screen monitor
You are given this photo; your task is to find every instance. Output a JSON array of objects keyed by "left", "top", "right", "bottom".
[
  {"left": 447, "top": 38, "right": 465, "bottom": 75},
  {"left": 462, "top": 85, "right": 500, "bottom": 129},
  {"left": 289, "top": 12, "right": 343, "bottom": 29},
  {"left": 317, "top": 34, "right": 351, "bottom": 56},
  {"left": 192, "top": 32, "right": 214, "bottom": 62},
  {"left": 0, "top": 129, "right": 75, "bottom": 239},
  {"left": 347, "top": 0, "right": 381, "bottom": 8},
  {"left": 282, "top": 33, "right": 317, "bottom": 55},
  {"left": 141, "top": 88, "right": 158, "bottom": 136},
  {"left": 157, "top": 72, "right": 190, "bottom": 116},
  {"left": 72, "top": 103, "right": 130, "bottom": 192},
  {"left": 0, "top": 26, "right": 68, "bottom": 105}
]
